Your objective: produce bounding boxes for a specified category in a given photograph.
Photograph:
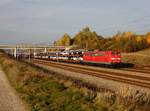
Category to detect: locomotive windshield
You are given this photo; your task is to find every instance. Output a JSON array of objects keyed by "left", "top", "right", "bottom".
[{"left": 111, "top": 51, "right": 120, "bottom": 55}]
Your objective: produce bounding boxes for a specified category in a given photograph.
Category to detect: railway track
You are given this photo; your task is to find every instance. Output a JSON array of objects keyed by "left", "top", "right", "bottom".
[
  {"left": 31, "top": 59, "right": 150, "bottom": 89},
  {"left": 119, "top": 68, "right": 150, "bottom": 74}
]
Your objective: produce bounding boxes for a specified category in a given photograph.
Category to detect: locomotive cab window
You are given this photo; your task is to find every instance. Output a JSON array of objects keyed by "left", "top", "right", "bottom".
[
  {"left": 111, "top": 51, "right": 120, "bottom": 55},
  {"left": 92, "top": 53, "right": 105, "bottom": 56}
]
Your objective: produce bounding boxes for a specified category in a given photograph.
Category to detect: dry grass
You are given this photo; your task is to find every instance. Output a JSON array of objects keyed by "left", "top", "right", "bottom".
[
  {"left": 116, "top": 85, "right": 150, "bottom": 111},
  {"left": 122, "top": 48, "right": 150, "bottom": 67},
  {"left": 138, "top": 48, "right": 150, "bottom": 56},
  {"left": 0, "top": 52, "right": 150, "bottom": 111}
]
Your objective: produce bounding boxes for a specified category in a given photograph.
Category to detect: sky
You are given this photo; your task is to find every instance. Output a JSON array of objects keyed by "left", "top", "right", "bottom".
[{"left": 0, "top": 0, "right": 150, "bottom": 44}]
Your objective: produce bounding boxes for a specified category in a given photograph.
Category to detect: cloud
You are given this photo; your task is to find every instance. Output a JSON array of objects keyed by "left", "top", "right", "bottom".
[
  {"left": 0, "top": 0, "right": 150, "bottom": 44},
  {"left": 0, "top": 0, "right": 14, "bottom": 6}
]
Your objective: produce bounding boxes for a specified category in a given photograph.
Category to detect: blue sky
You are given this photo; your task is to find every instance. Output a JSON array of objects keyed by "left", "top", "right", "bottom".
[{"left": 0, "top": 0, "right": 150, "bottom": 44}]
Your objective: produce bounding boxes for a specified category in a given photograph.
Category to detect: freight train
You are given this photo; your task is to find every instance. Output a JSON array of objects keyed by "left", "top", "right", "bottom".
[{"left": 34, "top": 50, "right": 121, "bottom": 66}]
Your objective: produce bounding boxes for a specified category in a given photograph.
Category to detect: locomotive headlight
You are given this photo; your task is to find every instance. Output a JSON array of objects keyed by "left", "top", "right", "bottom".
[
  {"left": 111, "top": 58, "right": 115, "bottom": 60},
  {"left": 80, "top": 57, "right": 83, "bottom": 60},
  {"left": 111, "top": 58, "right": 121, "bottom": 60}
]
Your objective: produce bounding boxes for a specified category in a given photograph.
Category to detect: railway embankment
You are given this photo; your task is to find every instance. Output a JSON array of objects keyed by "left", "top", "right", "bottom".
[
  {"left": 122, "top": 49, "right": 150, "bottom": 68},
  {"left": 0, "top": 52, "right": 150, "bottom": 111}
]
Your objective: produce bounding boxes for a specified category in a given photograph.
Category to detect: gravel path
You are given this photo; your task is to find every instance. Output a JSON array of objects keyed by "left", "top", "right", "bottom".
[{"left": 0, "top": 67, "right": 28, "bottom": 111}]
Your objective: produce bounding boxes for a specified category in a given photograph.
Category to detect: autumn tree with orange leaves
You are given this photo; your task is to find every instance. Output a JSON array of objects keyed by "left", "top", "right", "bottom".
[{"left": 54, "top": 27, "right": 150, "bottom": 52}]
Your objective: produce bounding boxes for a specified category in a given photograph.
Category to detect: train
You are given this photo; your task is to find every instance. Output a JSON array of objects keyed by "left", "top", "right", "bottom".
[{"left": 34, "top": 50, "right": 122, "bottom": 66}]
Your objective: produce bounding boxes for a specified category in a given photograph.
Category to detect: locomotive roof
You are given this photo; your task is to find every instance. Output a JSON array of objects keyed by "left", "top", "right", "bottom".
[{"left": 84, "top": 50, "right": 119, "bottom": 54}]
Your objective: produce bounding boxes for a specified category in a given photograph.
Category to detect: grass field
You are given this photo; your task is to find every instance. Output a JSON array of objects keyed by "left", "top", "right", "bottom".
[
  {"left": 122, "top": 48, "right": 150, "bottom": 67},
  {"left": 0, "top": 52, "right": 150, "bottom": 111}
]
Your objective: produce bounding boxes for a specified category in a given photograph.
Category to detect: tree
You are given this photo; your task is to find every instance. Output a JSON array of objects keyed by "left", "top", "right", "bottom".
[
  {"left": 54, "top": 27, "right": 150, "bottom": 52},
  {"left": 146, "top": 32, "right": 150, "bottom": 45},
  {"left": 56, "top": 33, "right": 71, "bottom": 46},
  {"left": 124, "top": 31, "right": 134, "bottom": 39},
  {"left": 136, "top": 36, "right": 142, "bottom": 42},
  {"left": 113, "top": 31, "right": 122, "bottom": 41},
  {"left": 73, "top": 27, "right": 103, "bottom": 50}
]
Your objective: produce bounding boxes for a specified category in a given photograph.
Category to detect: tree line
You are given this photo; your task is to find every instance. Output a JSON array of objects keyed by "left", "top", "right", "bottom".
[{"left": 54, "top": 27, "right": 150, "bottom": 52}]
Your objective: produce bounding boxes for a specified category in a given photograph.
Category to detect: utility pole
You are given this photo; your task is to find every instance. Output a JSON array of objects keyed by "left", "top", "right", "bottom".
[
  {"left": 44, "top": 48, "right": 47, "bottom": 53},
  {"left": 14, "top": 47, "right": 17, "bottom": 58},
  {"left": 29, "top": 49, "right": 31, "bottom": 63},
  {"left": 57, "top": 46, "right": 59, "bottom": 62}
]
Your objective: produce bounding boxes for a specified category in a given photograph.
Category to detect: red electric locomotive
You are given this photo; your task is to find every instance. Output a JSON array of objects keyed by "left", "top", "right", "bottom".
[{"left": 83, "top": 51, "right": 121, "bottom": 65}]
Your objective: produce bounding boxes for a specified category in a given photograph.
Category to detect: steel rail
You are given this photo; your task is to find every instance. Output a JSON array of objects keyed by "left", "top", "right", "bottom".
[
  {"left": 31, "top": 59, "right": 150, "bottom": 89},
  {"left": 32, "top": 59, "right": 150, "bottom": 80},
  {"left": 119, "top": 68, "right": 150, "bottom": 74}
]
